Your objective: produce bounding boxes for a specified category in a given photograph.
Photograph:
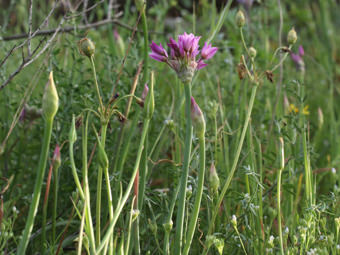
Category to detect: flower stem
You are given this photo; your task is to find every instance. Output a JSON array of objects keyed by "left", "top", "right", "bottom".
[
  {"left": 52, "top": 162, "right": 59, "bottom": 251},
  {"left": 17, "top": 118, "right": 54, "bottom": 255},
  {"left": 95, "top": 123, "right": 108, "bottom": 246},
  {"left": 174, "top": 82, "right": 192, "bottom": 255},
  {"left": 205, "top": 84, "right": 258, "bottom": 241},
  {"left": 90, "top": 55, "right": 104, "bottom": 113},
  {"left": 96, "top": 119, "right": 151, "bottom": 253},
  {"left": 278, "top": 137, "right": 285, "bottom": 255},
  {"left": 183, "top": 132, "right": 205, "bottom": 255}
]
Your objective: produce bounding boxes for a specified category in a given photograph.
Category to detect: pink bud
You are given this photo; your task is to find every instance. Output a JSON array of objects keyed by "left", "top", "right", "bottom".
[
  {"left": 141, "top": 84, "right": 149, "bottom": 101},
  {"left": 191, "top": 96, "right": 205, "bottom": 135},
  {"left": 53, "top": 144, "right": 61, "bottom": 168},
  {"left": 298, "top": 45, "right": 304, "bottom": 57}
]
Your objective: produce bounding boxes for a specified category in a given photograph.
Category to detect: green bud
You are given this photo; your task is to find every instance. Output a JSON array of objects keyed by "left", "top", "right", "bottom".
[
  {"left": 131, "top": 209, "right": 140, "bottom": 222},
  {"left": 163, "top": 219, "right": 173, "bottom": 233},
  {"left": 208, "top": 162, "right": 220, "bottom": 195},
  {"left": 249, "top": 46, "right": 257, "bottom": 58},
  {"left": 214, "top": 238, "right": 224, "bottom": 255},
  {"left": 94, "top": 130, "right": 108, "bottom": 169},
  {"left": 144, "top": 71, "right": 155, "bottom": 120},
  {"left": 191, "top": 96, "right": 205, "bottom": 137},
  {"left": 148, "top": 218, "right": 157, "bottom": 234},
  {"left": 42, "top": 72, "right": 58, "bottom": 121},
  {"left": 287, "top": 28, "right": 297, "bottom": 45},
  {"left": 135, "top": 0, "right": 146, "bottom": 12},
  {"left": 69, "top": 115, "right": 77, "bottom": 144},
  {"left": 236, "top": 10, "right": 246, "bottom": 28},
  {"left": 231, "top": 214, "right": 237, "bottom": 227},
  {"left": 205, "top": 235, "right": 216, "bottom": 249},
  {"left": 78, "top": 38, "right": 95, "bottom": 58}
]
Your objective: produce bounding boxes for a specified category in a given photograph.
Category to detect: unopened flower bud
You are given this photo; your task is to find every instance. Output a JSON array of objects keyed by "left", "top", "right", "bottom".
[
  {"left": 163, "top": 219, "right": 173, "bottom": 233},
  {"left": 135, "top": 0, "right": 146, "bottom": 12},
  {"left": 236, "top": 10, "right": 246, "bottom": 28},
  {"left": 131, "top": 209, "right": 140, "bottom": 222},
  {"left": 186, "top": 185, "right": 192, "bottom": 199},
  {"left": 78, "top": 38, "right": 95, "bottom": 58},
  {"left": 42, "top": 71, "right": 58, "bottom": 121},
  {"left": 53, "top": 144, "right": 61, "bottom": 169},
  {"left": 69, "top": 115, "right": 77, "bottom": 144},
  {"left": 287, "top": 28, "right": 297, "bottom": 45},
  {"left": 144, "top": 72, "right": 155, "bottom": 120},
  {"left": 148, "top": 218, "right": 157, "bottom": 234},
  {"left": 214, "top": 238, "right": 224, "bottom": 255},
  {"left": 191, "top": 97, "right": 205, "bottom": 136},
  {"left": 231, "top": 215, "right": 237, "bottom": 227},
  {"left": 114, "top": 29, "right": 125, "bottom": 57},
  {"left": 268, "top": 235, "right": 275, "bottom": 248},
  {"left": 137, "top": 84, "right": 149, "bottom": 107},
  {"left": 205, "top": 235, "right": 216, "bottom": 249},
  {"left": 208, "top": 162, "right": 220, "bottom": 195},
  {"left": 95, "top": 132, "right": 108, "bottom": 169},
  {"left": 249, "top": 47, "right": 257, "bottom": 58},
  {"left": 318, "top": 107, "right": 324, "bottom": 129}
]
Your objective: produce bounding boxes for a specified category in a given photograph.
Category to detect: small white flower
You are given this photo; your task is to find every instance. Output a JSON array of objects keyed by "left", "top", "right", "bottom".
[
  {"left": 332, "top": 168, "right": 336, "bottom": 174},
  {"left": 336, "top": 244, "right": 340, "bottom": 250}
]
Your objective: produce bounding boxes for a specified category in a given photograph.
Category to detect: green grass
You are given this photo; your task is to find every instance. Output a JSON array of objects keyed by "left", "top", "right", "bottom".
[{"left": 0, "top": 0, "right": 340, "bottom": 254}]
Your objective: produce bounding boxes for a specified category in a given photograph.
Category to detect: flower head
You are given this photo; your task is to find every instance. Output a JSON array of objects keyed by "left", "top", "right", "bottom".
[
  {"left": 290, "top": 45, "right": 305, "bottom": 73},
  {"left": 149, "top": 32, "right": 218, "bottom": 83}
]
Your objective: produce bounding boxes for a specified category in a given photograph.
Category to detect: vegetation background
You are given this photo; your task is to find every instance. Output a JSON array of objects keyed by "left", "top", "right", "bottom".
[{"left": 0, "top": 0, "right": 339, "bottom": 254}]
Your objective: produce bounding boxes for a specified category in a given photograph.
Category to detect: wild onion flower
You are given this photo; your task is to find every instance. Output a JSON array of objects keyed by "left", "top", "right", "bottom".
[
  {"left": 149, "top": 32, "right": 218, "bottom": 83},
  {"left": 290, "top": 45, "right": 305, "bottom": 73}
]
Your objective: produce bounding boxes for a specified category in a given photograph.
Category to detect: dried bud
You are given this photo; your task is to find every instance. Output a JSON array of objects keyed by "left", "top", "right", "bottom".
[
  {"left": 236, "top": 10, "right": 246, "bottom": 28},
  {"left": 249, "top": 47, "right": 257, "bottom": 58},
  {"left": 78, "top": 38, "right": 95, "bottom": 58},
  {"left": 287, "top": 28, "right": 297, "bottom": 45},
  {"left": 191, "top": 97, "right": 205, "bottom": 136},
  {"left": 53, "top": 144, "right": 61, "bottom": 169},
  {"left": 265, "top": 70, "right": 274, "bottom": 83},
  {"left": 144, "top": 72, "right": 154, "bottom": 120},
  {"left": 42, "top": 72, "right": 58, "bottom": 121},
  {"left": 208, "top": 162, "right": 220, "bottom": 195}
]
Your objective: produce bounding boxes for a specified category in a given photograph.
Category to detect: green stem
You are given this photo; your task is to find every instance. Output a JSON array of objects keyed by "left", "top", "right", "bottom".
[
  {"left": 95, "top": 123, "right": 108, "bottom": 247},
  {"left": 205, "top": 84, "right": 258, "bottom": 241},
  {"left": 70, "top": 139, "right": 85, "bottom": 200},
  {"left": 141, "top": 9, "right": 149, "bottom": 86},
  {"left": 52, "top": 164, "right": 59, "bottom": 252},
  {"left": 82, "top": 114, "right": 96, "bottom": 254},
  {"left": 90, "top": 55, "right": 104, "bottom": 113},
  {"left": 277, "top": 138, "right": 285, "bottom": 255},
  {"left": 17, "top": 119, "right": 54, "bottom": 254},
  {"left": 183, "top": 132, "right": 205, "bottom": 255},
  {"left": 96, "top": 119, "right": 151, "bottom": 253},
  {"left": 174, "top": 83, "right": 192, "bottom": 255}
]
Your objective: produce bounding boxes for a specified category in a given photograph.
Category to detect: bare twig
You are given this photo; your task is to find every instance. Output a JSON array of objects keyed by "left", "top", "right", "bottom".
[
  {"left": 82, "top": 0, "right": 89, "bottom": 24},
  {"left": 2, "top": 18, "right": 161, "bottom": 41},
  {"left": 0, "top": 45, "right": 16, "bottom": 68},
  {"left": 27, "top": 0, "right": 34, "bottom": 57}
]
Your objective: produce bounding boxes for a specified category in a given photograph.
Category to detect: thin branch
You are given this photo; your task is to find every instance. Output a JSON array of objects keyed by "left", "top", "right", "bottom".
[
  {"left": 0, "top": 45, "right": 16, "bottom": 68},
  {"left": 82, "top": 0, "right": 89, "bottom": 24},
  {"left": 2, "top": 18, "right": 162, "bottom": 41},
  {"left": 27, "top": 0, "right": 34, "bottom": 57}
]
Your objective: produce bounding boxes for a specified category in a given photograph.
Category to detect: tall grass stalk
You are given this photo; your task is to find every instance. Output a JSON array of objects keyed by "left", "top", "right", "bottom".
[
  {"left": 183, "top": 131, "right": 205, "bottom": 255},
  {"left": 174, "top": 82, "right": 193, "bottom": 255},
  {"left": 277, "top": 137, "right": 285, "bottom": 255}
]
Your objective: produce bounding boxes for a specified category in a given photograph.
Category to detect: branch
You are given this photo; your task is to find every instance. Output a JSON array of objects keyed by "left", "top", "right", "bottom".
[{"left": 2, "top": 18, "right": 162, "bottom": 41}]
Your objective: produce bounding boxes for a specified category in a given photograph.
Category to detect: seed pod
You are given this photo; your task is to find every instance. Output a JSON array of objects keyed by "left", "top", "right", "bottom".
[
  {"left": 287, "top": 28, "right": 297, "bottom": 45},
  {"left": 78, "top": 38, "right": 95, "bottom": 58},
  {"left": 236, "top": 10, "right": 246, "bottom": 28},
  {"left": 42, "top": 72, "right": 58, "bottom": 121}
]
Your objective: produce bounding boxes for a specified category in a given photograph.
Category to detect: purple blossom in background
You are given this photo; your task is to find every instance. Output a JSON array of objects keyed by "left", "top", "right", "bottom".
[
  {"left": 290, "top": 45, "right": 305, "bottom": 73},
  {"left": 149, "top": 32, "right": 218, "bottom": 82}
]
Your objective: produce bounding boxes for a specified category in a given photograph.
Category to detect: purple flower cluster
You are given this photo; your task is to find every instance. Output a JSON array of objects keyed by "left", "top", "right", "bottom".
[
  {"left": 149, "top": 32, "right": 217, "bottom": 82},
  {"left": 290, "top": 45, "right": 305, "bottom": 73}
]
